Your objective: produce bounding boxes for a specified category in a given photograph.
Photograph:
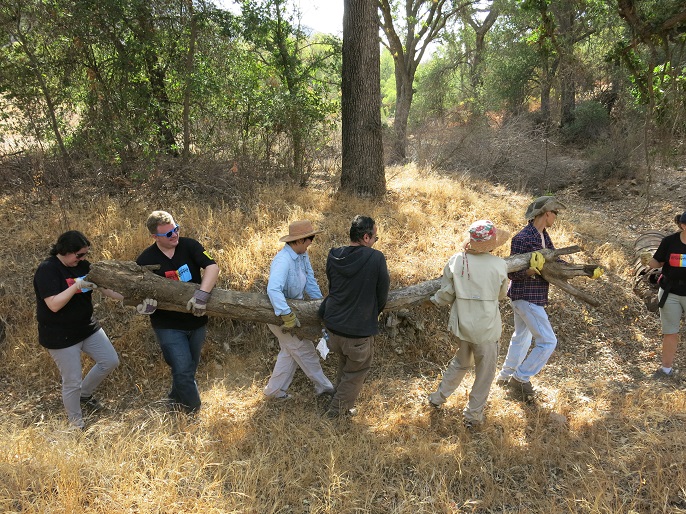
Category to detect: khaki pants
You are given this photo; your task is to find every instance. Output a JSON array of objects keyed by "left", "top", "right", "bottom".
[
  {"left": 264, "top": 324, "right": 333, "bottom": 398},
  {"left": 429, "top": 338, "right": 498, "bottom": 423},
  {"left": 326, "top": 333, "right": 374, "bottom": 414}
]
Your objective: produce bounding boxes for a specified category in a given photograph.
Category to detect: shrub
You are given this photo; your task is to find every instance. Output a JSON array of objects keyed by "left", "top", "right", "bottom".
[{"left": 561, "top": 101, "right": 611, "bottom": 145}]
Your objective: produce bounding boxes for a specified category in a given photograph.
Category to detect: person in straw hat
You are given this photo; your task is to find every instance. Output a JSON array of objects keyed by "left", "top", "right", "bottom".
[
  {"left": 427, "top": 219, "right": 510, "bottom": 429},
  {"left": 264, "top": 220, "right": 334, "bottom": 400},
  {"left": 495, "top": 195, "right": 567, "bottom": 402}
]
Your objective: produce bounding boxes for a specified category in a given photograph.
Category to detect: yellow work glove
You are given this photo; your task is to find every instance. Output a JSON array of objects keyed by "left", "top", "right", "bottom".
[
  {"left": 280, "top": 311, "right": 300, "bottom": 331},
  {"left": 529, "top": 251, "right": 545, "bottom": 275},
  {"left": 591, "top": 267, "right": 604, "bottom": 279}
]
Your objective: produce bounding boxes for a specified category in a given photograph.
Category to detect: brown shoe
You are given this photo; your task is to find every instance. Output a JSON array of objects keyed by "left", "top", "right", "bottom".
[{"left": 508, "top": 379, "right": 536, "bottom": 402}]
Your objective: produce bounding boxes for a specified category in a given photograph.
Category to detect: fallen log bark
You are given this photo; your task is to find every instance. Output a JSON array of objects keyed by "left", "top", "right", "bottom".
[{"left": 88, "top": 245, "right": 601, "bottom": 336}]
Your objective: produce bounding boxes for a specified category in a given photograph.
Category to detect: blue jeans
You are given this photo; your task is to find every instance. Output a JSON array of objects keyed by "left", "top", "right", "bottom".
[
  {"left": 498, "top": 299, "right": 557, "bottom": 383},
  {"left": 153, "top": 326, "right": 206, "bottom": 412}
]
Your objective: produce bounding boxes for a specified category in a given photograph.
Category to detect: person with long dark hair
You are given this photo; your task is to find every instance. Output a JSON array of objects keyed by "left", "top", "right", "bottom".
[{"left": 33, "top": 230, "right": 122, "bottom": 429}]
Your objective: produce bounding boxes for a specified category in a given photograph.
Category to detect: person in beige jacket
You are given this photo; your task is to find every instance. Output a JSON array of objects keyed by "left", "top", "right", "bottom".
[{"left": 428, "top": 220, "right": 510, "bottom": 428}]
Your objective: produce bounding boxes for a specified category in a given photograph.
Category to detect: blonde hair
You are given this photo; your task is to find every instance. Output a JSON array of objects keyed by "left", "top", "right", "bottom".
[{"left": 145, "top": 210, "right": 175, "bottom": 234}]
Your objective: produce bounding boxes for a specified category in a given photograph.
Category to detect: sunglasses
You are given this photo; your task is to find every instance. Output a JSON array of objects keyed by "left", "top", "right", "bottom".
[
  {"left": 305, "top": 235, "right": 316, "bottom": 242},
  {"left": 75, "top": 251, "right": 89, "bottom": 259},
  {"left": 154, "top": 225, "right": 180, "bottom": 238},
  {"left": 550, "top": 210, "right": 559, "bottom": 215}
]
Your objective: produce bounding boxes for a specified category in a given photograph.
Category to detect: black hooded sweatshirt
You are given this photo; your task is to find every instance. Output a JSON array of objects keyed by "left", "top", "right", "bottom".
[{"left": 320, "top": 245, "right": 390, "bottom": 337}]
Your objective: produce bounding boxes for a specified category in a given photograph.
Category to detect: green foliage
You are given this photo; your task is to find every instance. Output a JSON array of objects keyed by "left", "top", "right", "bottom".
[
  {"left": 0, "top": 0, "right": 341, "bottom": 177},
  {"left": 482, "top": 41, "right": 539, "bottom": 114},
  {"left": 560, "top": 101, "right": 610, "bottom": 144},
  {"left": 380, "top": 49, "right": 396, "bottom": 120}
]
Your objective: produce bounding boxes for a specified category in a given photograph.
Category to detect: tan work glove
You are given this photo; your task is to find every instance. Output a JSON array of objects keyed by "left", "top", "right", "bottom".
[{"left": 280, "top": 311, "right": 301, "bottom": 332}]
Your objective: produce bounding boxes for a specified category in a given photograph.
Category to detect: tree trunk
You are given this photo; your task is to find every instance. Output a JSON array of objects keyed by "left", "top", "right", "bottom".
[
  {"left": 88, "top": 246, "right": 600, "bottom": 338},
  {"left": 391, "top": 67, "right": 413, "bottom": 163},
  {"left": 340, "top": 0, "right": 386, "bottom": 197},
  {"left": 181, "top": 0, "right": 197, "bottom": 161}
]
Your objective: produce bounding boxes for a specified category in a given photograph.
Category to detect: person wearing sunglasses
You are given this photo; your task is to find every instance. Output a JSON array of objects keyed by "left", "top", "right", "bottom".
[
  {"left": 33, "top": 230, "right": 123, "bottom": 429},
  {"left": 135, "top": 210, "right": 219, "bottom": 414},
  {"left": 319, "top": 215, "right": 390, "bottom": 418},
  {"left": 495, "top": 195, "right": 567, "bottom": 402},
  {"left": 264, "top": 220, "right": 334, "bottom": 401}
]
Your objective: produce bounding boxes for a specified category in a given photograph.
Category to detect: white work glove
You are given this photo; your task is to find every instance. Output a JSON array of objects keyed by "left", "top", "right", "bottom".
[
  {"left": 136, "top": 298, "right": 158, "bottom": 315},
  {"left": 74, "top": 276, "right": 97, "bottom": 292},
  {"left": 186, "top": 289, "right": 211, "bottom": 317}
]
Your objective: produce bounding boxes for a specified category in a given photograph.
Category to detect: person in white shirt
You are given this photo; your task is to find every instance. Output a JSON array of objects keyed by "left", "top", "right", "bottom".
[{"left": 428, "top": 220, "right": 510, "bottom": 429}]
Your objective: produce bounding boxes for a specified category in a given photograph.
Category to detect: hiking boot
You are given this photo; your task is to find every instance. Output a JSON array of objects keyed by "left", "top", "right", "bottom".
[
  {"left": 428, "top": 397, "right": 441, "bottom": 409},
  {"left": 508, "top": 379, "right": 536, "bottom": 402},
  {"left": 80, "top": 395, "right": 103, "bottom": 412},
  {"left": 495, "top": 377, "right": 510, "bottom": 388}
]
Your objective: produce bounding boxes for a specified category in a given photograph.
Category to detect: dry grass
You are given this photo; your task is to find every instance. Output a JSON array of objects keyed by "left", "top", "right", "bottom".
[{"left": 1, "top": 164, "right": 685, "bottom": 513}]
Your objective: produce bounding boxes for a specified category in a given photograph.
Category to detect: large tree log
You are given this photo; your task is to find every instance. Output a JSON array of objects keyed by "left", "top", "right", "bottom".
[{"left": 88, "top": 246, "right": 601, "bottom": 336}]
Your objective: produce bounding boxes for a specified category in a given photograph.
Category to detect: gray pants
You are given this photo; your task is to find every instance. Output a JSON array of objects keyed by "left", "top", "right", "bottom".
[
  {"left": 264, "top": 324, "right": 333, "bottom": 398},
  {"left": 47, "top": 328, "right": 119, "bottom": 427},
  {"left": 326, "top": 333, "right": 374, "bottom": 414},
  {"left": 429, "top": 339, "right": 498, "bottom": 423}
]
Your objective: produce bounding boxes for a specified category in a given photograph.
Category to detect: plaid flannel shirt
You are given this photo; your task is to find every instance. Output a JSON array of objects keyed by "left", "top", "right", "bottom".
[{"left": 507, "top": 221, "right": 555, "bottom": 306}]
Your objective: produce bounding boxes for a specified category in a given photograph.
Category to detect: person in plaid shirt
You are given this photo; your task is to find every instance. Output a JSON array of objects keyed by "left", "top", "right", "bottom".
[{"left": 496, "top": 196, "right": 567, "bottom": 402}]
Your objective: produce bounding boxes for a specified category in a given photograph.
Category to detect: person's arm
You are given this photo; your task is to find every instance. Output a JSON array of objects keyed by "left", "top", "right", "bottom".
[
  {"left": 267, "top": 254, "right": 292, "bottom": 315},
  {"left": 508, "top": 232, "right": 538, "bottom": 280},
  {"left": 376, "top": 253, "right": 390, "bottom": 313},
  {"left": 100, "top": 288, "right": 124, "bottom": 301},
  {"left": 498, "top": 262, "right": 509, "bottom": 300},
  {"left": 432, "top": 255, "right": 457, "bottom": 306},
  {"left": 303, "top": 255, "right": 323, "bottom": 300},
  {"left": 43, "top": 282, "right": 82, "bottom": 313},
  {"left": 199, "top": 263, "right": 219, "bottom": 293}
]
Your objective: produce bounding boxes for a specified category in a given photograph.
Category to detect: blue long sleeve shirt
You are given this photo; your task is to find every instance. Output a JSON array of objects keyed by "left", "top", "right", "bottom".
[{"left": 267, "top": 244, "right": 322, "bottom": 316}]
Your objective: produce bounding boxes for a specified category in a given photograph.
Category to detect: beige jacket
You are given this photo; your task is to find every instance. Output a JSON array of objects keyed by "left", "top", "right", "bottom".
[{"left": 433, "top": 251, "right": 508, "bottom": 344}]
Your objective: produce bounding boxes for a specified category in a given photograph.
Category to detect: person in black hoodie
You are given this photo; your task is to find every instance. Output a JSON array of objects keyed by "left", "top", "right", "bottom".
[{"left": 320, "top": 215, "right": 390, "bottom": 418}]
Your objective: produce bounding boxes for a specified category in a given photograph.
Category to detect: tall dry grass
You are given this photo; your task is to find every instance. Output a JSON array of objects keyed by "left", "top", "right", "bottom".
[{"left": 0, "top": 165, "right": 685, "bottom": 513}]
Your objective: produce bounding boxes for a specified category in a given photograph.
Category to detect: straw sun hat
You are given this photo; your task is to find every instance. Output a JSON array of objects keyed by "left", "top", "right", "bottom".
[
  {"left": 463, "top": 219, "right": 510, "bottom": 253},
  {"left": 279, "top": 220, "right": 323, "bottom": 242}
]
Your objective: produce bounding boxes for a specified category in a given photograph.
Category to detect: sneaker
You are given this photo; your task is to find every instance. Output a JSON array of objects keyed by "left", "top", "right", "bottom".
[
  {"left": 495, "top": 377, "right": 510, "bottom": 388},
  {"left": 274, "top": 393, "right": 292, "bottom": 401},
  {"left": 80, "top": 395, "right": 103, "bottom": 412},
  {"left": 651, "top": 368, "right": 677, "bottom": 380},
  {"left": 508, "top": 379, "right": 536, "bottom": 402},
  {"left": 462, "top": 418, "right": 475, "bottom": 431}
]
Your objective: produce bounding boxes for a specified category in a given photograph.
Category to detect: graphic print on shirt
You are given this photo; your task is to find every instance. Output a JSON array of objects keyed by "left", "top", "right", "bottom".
[
  {"left": 164, "top": 264, "right": 192, "bottom": 282},
  {"left": 668, "top": 253, "right": 686, "bottom": 268}
]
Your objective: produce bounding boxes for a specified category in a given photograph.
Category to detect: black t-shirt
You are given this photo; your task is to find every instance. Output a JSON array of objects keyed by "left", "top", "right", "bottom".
[
  {"left": 136, "top": 237, "right": 217, "bottom": 330},
  {"left": 33, "top": 256, "right": 100, "bottom": 349},
  {"left": 653, "top": 231, "right": 686, "bottom": 296}
]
